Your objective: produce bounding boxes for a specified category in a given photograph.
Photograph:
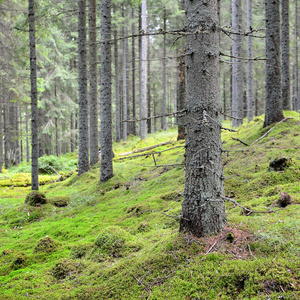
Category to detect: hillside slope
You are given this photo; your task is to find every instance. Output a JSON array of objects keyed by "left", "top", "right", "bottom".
[{"left": 0, "top": 112, "right": 299, "bottom": 299}]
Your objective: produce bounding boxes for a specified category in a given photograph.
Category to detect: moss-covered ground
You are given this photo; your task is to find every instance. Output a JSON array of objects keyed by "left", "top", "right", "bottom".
[{"left": 0, "top": 112, "right": 299, "bottom": 299}]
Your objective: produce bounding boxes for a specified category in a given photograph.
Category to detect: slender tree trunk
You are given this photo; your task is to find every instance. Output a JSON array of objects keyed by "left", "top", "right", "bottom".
[
  {"left": 180, "top": 0, "right": 226, "bottom": 237},
  {"left": 0, "top": 102, "right": 3, "bottom": 173},
  {"left": 89, "top": 0, "right": 99, "bottom": 165},
  {"left": 114, "top": 29, "right": 121, "bottom": 142},
  {"left": 140, "top": 0, "right": 148, "bottom": 140},
  {"left": 147, "top": 35, "right": 151, "bottom": 133},
  {"left": 232, "top": 0, "right": 243, "bottom": 127},
  {"left": 71, "top": 114, "right": 75, "bottom": 152},
  {"left": 162, "top": 7, "right": 167, "bottom": 131},
  {"left": 264, "top": 0, "right": 284, "bottom": 127},
  {"left": 29, "top": 0, "right": 38, "bottom": 190},
  {"left": 247, "top": 0, "right": 254, "bottom": 122},
  {"left": 281, "top": 0, "right": 291, "bottom": 110},
  {"left": 294, "top": 0, "right": 299, "bottom": 111},
  {"left": 131, "top": 9, "right": 137, "bottom": 136},
  {"left": 122, "top": 21, "right": 128, "bottom": 142},
  {"left": 25, "top": 103, "right": 29, "bottom": 163},
  {"left": 177, "top": 52, "right": 186, "bottom": 140},
  {"left": 4, "top": 89, "right": 9, "bottom": 169},
  {"left": 100, "top": 0, "right": 113, "bottom": 182},
  {"left": 78, "top": 0, "right": 90, "bottom": 175},
  {"left": 16, "top": 103, "right": 20, "bottom": 164},
  {"left": 138, "top": 5, "right": 142, "bottom": 137},
  {"left": 223, "top": 74, "right": 226, "bottom": 120}
]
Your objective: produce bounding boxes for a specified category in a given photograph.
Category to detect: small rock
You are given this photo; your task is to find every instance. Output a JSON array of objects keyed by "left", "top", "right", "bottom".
[
  {"left": 277, "top": 192, "right": 291, "bottom": 208},
  {"left": 269, "top": 157, "right": 291, "bottom": 172}
]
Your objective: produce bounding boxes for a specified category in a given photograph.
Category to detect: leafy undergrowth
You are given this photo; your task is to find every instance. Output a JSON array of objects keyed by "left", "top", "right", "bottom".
[{"left": 0, "top": 115, "right": 299, "bottom": 299}]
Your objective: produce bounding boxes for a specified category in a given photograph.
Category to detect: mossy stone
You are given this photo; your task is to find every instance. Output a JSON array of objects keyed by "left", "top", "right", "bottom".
[
  {"left": 50, "top": 196, "right": 70, "bottom": 207},
  {"left": 25, "top": 191, "right": 47, "bottom": 206}
]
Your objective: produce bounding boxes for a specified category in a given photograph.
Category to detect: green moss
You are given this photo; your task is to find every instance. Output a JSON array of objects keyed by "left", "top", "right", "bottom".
[
  {"left": 49, "top": 196, "right": 70, "bottom": 207},
  {"left": 34, "top": 236, "right": 57, "bottom": 253},
  {"left": 25, "top": 191, "right": 47, "bottom": 206}
]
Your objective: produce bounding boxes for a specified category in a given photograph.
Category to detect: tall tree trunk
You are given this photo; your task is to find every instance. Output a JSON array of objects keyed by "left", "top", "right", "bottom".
[
  {"left": 89, "top": 0, "right": 99, "bottom": 165},
  {"left": 162, "top": 7, "right": 167, "bottom": 131},
  {"left": 70, "top": 113, "right": 75, "bottom": 152},
  {"left": 247, "top": 0, "right": 254, "bottom": 122},
  {"left": 147, "top": 35, "right": 151, "bottom": 133},
  {"left": 180, "top": 0, "right": 226, "bottom": 237},
  {"left": 232, "top": 0, "right": 243, "bottom": 127},
  {"left": 114, "top": 29, "right": 121, "bottom": 142},
  {"left": 122, "top": 20, "right": 128, "bottom": 142},
  {"left": 140, "top": 0, "right": 148, "bottom": 140},
  {"left": 78, "top": 0, "right": 90, "bottom": 175},
  {"left": 100, "top": 0, "right": 113, "bottom": 182},
  {"left": 294, "top": 0, "right": 299, "bottom": 111},
  {"left": 281, "top": 0, "right": 291, "bottom": 110},
  {"left": 177, "top": 52, "right": 186, "bottom": 140},
  {"left": 29, "top": 0, "right": 39, "bottom": 190},
  {"left": 131, "top": 9, "right": 137, "bottom": 136},
  {"left": 0, "top": 102, "right": 3, "bottom": 173},
  {"left": 25, "top": 103, "right": 29, "bottom": 163},
  {"left": 223, "top": 74, "right": 227, "bottom": 120},
  {"left": 15, "top": 103, "right": 20, "bottom": 164},
  {"left": 264, "top": 0, "right": 284, "bottom": 127}
]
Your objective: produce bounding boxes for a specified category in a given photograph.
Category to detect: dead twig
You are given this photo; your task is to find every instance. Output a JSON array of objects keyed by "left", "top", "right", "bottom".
[
  {"left": 206, "top": 241, "right": 217, "bottom": 254},
  {"left": 221, "top": 127, "right": 238, "bottom": 132},
  {"left": 119, "top": 141, "right": 173, "bottom": 156},
  {"left": 231, "top": 137, "right": 249, "bottom": 146},
  {"left": 0, "top": 176, "right": 14, "bottom": 192}
]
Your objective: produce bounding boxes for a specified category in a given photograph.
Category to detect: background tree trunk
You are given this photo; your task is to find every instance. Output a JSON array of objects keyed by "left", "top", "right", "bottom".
[
  {"left": 147, "top": 35, "right": 151, "bottom": 133},
  {"left": 122, "top": 21, "right": 128, "bottom": 142},
  {"left": 29, "top": 0, "right": 39, "bottom": 190},
  {"left": 264, "top": 0, "right": 284, "bottom": 127},
  {"left": 100, "top": 0, "right": 113, "bottom": 182},
  {"left": 140, "top": 0, "right": 148, "bottom": 140},
  {"left": 162, "top": 7, "right": 167, "bottom": 131},
  {"left": 180, "top": 0, "right": 227, "bottom": 237},
  {"left": 89, "top": 0, "right": 99, "bottom": 166},
  {"left": 177, "top": 53, "right": 186, "bottom": 140},
  {"left": 232, "top": 0, "right": 243, "bottom": 127},
  {"left": 294, "top": 0, "right": 299, "bottom": 111},
  {"left": 114, "top": 29, "right": 121, "bottom": 142},
  {"left": 78, "top": 0, "right": 90, "bottom": 175},
  {"left": 131, "top": 9, "right": 137, "bottom": 136},
  {"left": 247, "top": 0, "right": 254, "bottom": 122}
]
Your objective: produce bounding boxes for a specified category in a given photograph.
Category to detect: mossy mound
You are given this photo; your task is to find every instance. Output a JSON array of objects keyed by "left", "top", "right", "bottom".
[
  {"left": 70, "top": 244, "right": 91, "bottom": 259},
  {"left": 34, "top": 236, "right": 57, "bottom": 253},
  {"left": 50, "top": 259, "right": 84, "bottom": 280},
  {"left": 50, "top": 196, "right": 70, "bottom": 207},
  {"left": 25, "top": 191, "right": 47, "bottom": 206}
]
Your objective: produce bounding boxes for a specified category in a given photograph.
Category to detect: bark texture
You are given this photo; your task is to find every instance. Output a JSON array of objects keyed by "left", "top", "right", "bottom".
[
  {"left": 89, "top": 0, "right": 99, "bottom": 165},
  {"left": 140, "top": 0, "right": 148, "bottom": 140},
  {"left": 264, "top": 0, "right": 284, "bottom": 127},
  {"left": 131, "top": 9, "right": 137, "bottom": 136},
  {"left": 122, "top": 23, "right": 128, "bottom": 142},
  {"left": 281, "top": 0, "right": 291, "bottom": 110},
  {"left": 100, "top": 0, "right": 113, "bottom": 182},
  {"left": 247, "top": 0, "right": 254, "bottom": 122},
  {"left": 180, "top": 0, "right": 227, "bottom": 237},
  {"left": 29, "top": 0, "right": 39, "bottom": 190},
  {"left": 162, "top": 8, "right": 167, "bottom": 131},
  {"left": 78, "top": 0, "right": 90, "bottom": 175},
  {"left": 114, "top": 30, "right": 121, "bottom": 142},
  {"left": 232, "top": 0, "right": 243, "bottom": 127},
  {"left": 294, "top": 0, "right": 299, "bottom": 111}
]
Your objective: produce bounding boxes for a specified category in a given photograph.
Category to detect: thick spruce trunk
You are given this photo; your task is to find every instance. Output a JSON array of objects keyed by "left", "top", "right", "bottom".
[
  {"left": 78, "top": 0, "right": 90, "bottom": 175},
  {"left": 264, "top": 0, "right": 284, "bottom": 127},
  {"left": 131, "top": 9, "right": 137, "bottom": 136},
  {"left": 29, "top": 0, "right": 39, "bottom": 190},
  {"left": 180, "top": 0, "right": 227, "bottom": 237},
  {"left": 162, "top": 7, "right": 167, "bottom": 131},
  {"left": 89, "top": 0, "right": 99, "bottom": 165},
  {"left": 100, "top": 0, "right": 113, "bottom": 182},
  {"left": 122, "top": 22, "right": 128, "bottom": 142},
  {"left": 114, "top": 29, "right": 121, "bottom": 142}
]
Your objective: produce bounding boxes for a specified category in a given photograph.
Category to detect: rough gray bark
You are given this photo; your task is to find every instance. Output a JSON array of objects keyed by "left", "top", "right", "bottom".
[
  {"left": 89, "top": 0, "right": 99, "bottom": 165},
  {"left": 122, "top": 22, "right": 128, "bottom": 142},
  {"left": 100, "top": 0, "right": 113, "bottom": 182},
  {"left": 180, "top": 0, "right": 227, "bottom": 237},
  {"left": 29, "top": 0, "right": 39, "bottom": 190},
  {"left": 131, "top": 9, "right": 137, "bottom": 136},
  {"left": 0, "top": 102, "right": 3, "bottom": 173},
  {"left": 114, "top": 29, "right": 121, "bottom": 142},
  {"left": 162, "top": 7, "right": 167, "bottom": 131},
  {"left": 70, "top": 113, "right": 75, "bottom": 152},
  {"left": 294, "top": 0, "right": 299, "bottom": 111},
  {"left": 177, "top": 53, "right": 186, "bottom": 140},
  {"left": 223, "top": 74, "right": 227, "bottom": 120},
  {"left": 247, "top": 0, "right": 254, "bottom": 122},
  {"left": 264, "top": 0, "right": 284, "bottom": 127},
  {"left": 281, "top": 0, "right": 291, "bottom": 110},
  {"left": 4, "top": 89, "right": 9, "bottom": 169},
  {"left": 140, "top": 0, "right": 148, "bottom": 140},
  {"left": 78, "top": 0, "right": 90, "bottom": 175},
  {"left": 15, "top": 103, "right": 20, "bottom": 164},
  {"left": 232, "top": 0, "right": 243, "bottom": 127}
]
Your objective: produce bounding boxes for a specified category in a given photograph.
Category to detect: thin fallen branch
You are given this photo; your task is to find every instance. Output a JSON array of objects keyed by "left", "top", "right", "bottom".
[
  {"left": 221, "top": 127, "right": 238, "bottom": 132},
  {"left": 1, "top": 176, "right": 14, "bottom": 192},
  {"left": 206, "top": 242, "right": 217, "bottom": 254},
  {"left": 119, "top": 141, "right": 173, "bottom": 156},
  {"left": 221, "top": 195, "right": 279, "bottom": 215},
  {"left": 231, "top": 137, "right": 249, "bottom": 146},
  {"left": 122, "top": 109, "right": 186, "bottom": 123},
  {"left": 250, "top": 117, "right": 293, "bottom": 146},
  {"left": 114, "top": 145, "right": 184, "bottom": 161}
]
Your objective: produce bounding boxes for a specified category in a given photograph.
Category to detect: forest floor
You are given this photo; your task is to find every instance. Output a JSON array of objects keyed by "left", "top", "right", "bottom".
[{"left": 0, "top": 112, "right": 299, "bottom": 299}]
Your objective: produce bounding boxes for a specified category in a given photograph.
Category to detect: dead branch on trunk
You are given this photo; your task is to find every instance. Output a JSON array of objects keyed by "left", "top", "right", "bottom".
[
  {"left": 119, "top": 141, "right": 173, "bottom": 156},
  {"left": 231, "top": 137, "right": 249, "bottom": 146}
]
